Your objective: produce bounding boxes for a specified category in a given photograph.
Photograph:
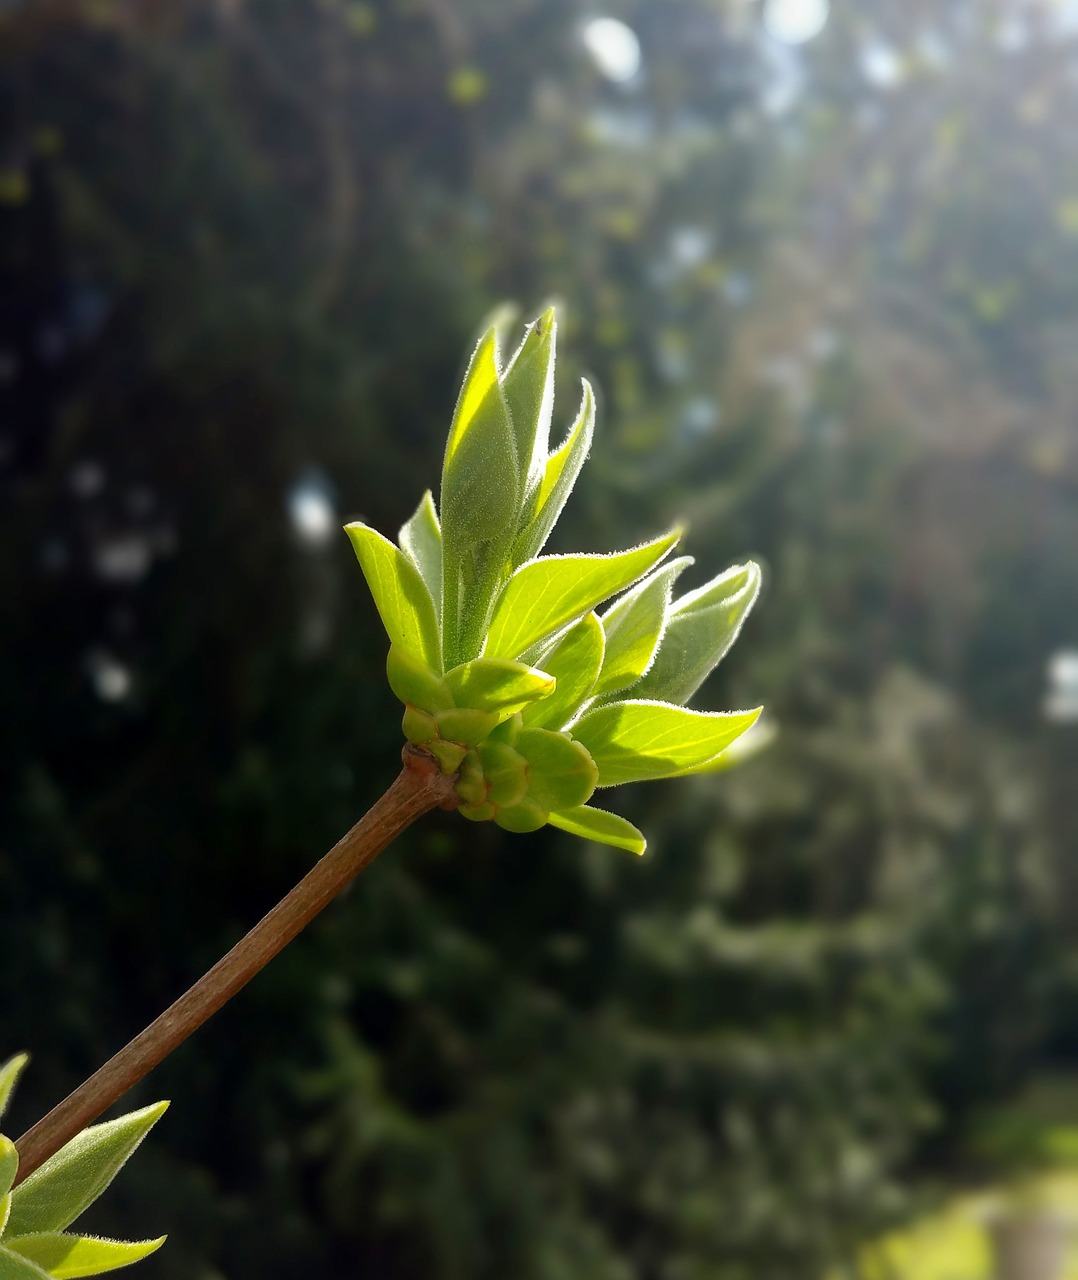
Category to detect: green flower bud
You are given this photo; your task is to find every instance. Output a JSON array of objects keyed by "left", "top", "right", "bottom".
[
  {"left": 435, "top": 707, "right": 500, "bottom": 747},
  {"left": 387, "top": 645, "right": 454, "bottom": 712},
  {"left": 494, "top": 799, "right": 548, "bottom": 833},
  {"left": 477, "top": 740, "right": 529, "bottom": 808},
  {"left": 402, "top": 705, "right": 439, "bottom": 746},
  {"left": 459, "top": 800, "right": 497, "bottom": 823}
]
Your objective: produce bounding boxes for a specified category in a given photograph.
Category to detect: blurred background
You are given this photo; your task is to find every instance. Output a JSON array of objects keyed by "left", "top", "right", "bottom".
[{"left": 3, "top": 0, "right": 1078, "bottom": 1276}]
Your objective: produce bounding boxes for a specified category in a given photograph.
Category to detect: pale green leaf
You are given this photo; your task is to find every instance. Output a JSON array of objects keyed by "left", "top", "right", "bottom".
[
  {"left": 594, "top": 556, "right": 693, "bottom": 698},
  {"left": 484, "top": 529, "right": 682, "bottom": 662},
  {"left": 440, "top": 328, "right": 521, "bottom": 666},
  {"left": 444, "top": 658, "right": 554, "bottom": 717},
  {"left": 515, "top": 728, "right": 598, "bottom": 811},
  {"left": 0, "top": 1245, "right": 51, "bottom": 1279},
  {"left": 1, "top": 1195, "right": 11, "bottom": 1238},
  {"left": 398, "top": 490, "right": 443, "bottom": 612},
  {"left": 7, "top": 1103, "right": 168, "bottom": 1237},
  {"left": 634, "top": 561, "right": 761, "bottom": 706},
  {"left": 512, "top": 380, "right": 594, "bottom": 566},
  {"left": 548, "top": 805, "right": 646, "bottom": 855},
  {"left": 686, "top": 716, "right": 777, "bottom": 774},
  {"left": 1, "top": 1136, "right": 17, "bottom": 1200},
  {"left": 571, "top": 700, "right": 761, "bottom": 787},
  {"left": 520, "top": 613, "right": 605, "bottom": 730},
  {"left": 0, "top": 1057, "right": 28, "bottom": 1124},
  {"left": 4, "top": 1235, "right": 165, "bottom": 1279},
  {"left": 344, "top": 522, "right": 442, "bottom": 671},
  {"left": 501, "top": 308, "right": 555, "bottom": 499}
]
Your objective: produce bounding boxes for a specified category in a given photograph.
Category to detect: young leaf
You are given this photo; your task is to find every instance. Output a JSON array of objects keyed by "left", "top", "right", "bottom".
[
  {"left": 344, "top": 523, "right": 442, "bottom": 671},
  {"left": 0, "top": 1056, "right": 28, "bottom": 1124},
  {"left": 398, "top": 490, "right": 443, "bottom": 612},
  {"left": 548, "top": 805, "right": 647, "bottom": 855},
  {"left": 593, "top": 556, "right": 694, "bottom": 699},
  {"left": 512, "top": 380, "right": 594, "bottom": 567},
  {"left": 0, "top": 1245, "right": 51, "bottom": 1278},
  {"left": 484, "top": 529, "right": 682, "bottom": 662},
  {"left": 633, "top": 561, "right": 762, "bottom": 706},
  {"left": 515, "top": 728, "right": 598, "bottom": 811},
  {"left": 501, "top": 308, "right": 555, "bottom": 500},
  {"left": 443, "top": 658, "right": 554, "bottom": 717},
  {"left": 4, "top": 1234, "right": 165, "bottom": 1279},
  {"left": 440, "top": 328, "right": 521, "bottom": 667},
  {"left": 571, "top": 700, "right": 761, "bottom": 787},
  {"left": 6, "top": 1103, "right": 168, "bottom": 1237},
  {"left": 1, "top": 1137, "right": 17, "bottom": 1199},
  {"left": 520, "top": 613, "right": 605, "bottom": 730}
]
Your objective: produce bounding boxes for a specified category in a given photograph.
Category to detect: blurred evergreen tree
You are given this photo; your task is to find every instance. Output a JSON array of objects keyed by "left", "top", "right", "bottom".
[{"left": 1, "top": 1, "right": 1075, "bottom": 1277}]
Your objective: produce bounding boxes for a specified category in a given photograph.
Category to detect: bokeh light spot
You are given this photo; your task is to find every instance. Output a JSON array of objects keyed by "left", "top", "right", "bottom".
[
  {"left": 582, "top": 18, "right": 642, "bottom": 83},
  {"left": 763, "top": 0, "right": 829, "bottom": 45}
]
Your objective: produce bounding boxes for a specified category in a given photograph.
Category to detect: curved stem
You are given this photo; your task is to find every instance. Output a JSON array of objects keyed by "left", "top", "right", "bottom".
[{"left": 13, "top": 746, "right": 457, "bottom": 1184}]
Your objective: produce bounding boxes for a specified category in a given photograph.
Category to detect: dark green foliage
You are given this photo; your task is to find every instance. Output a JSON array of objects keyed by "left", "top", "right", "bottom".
[{"left": 1, "top": 1, "right": 1076, "bottom": 1277}]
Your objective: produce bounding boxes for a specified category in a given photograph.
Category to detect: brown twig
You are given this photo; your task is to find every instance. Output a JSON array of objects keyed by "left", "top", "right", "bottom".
[{"left": 14, "top": 746, "right": 458, "bottom": 1184}]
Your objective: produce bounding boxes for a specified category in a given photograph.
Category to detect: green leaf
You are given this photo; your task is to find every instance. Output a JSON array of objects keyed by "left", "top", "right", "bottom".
[
  {"left": 440, "top": 328, "right": 521, "bottom": 667},
  {"left": 443, "top": 658, "right": 554, "bottom": 718},
  {"left": 594, "top": 556, "right": 694, "bottom": 698},
  {"left": 548, "top": 806, "right": 646, "bottom": 855},
  {"left": 571, "top": 700, "right": 762, "bottom": 787},
  {"left": 633, "top": 561, "right": 762, "bottom": 706},
  {"left": 501, "top": 308, "right": 555, "bottom": 500},
  {"left": 1, "top": 1137, "right": 18, "bottom": 1200},
  {"left": 0, "top": 1196, "right": 11, "bottom": 1239},
  {"left": 520, "top": 613, "right": 605, "bottom": 730},
  {"left": 512, "top": 380, "right": 594, "bottom": 566},
  {"left": 345, "top": 523, "right": 442, "bottom": 671},
  {"left": 0, "top": 1057, "right": 28, "bottom": 1124},
  {"left": 4, "top": 1235, "right": 165, "bottom": 1279},
  {"left": 7, "top": 1103, "right": 168, "bottom": 1237},
  {"left": 484, "top": 529, "right": 682, "bottom": 662},
  {"left": 0, "top": 1245, "right": 51, "bottom": 1279},
  {"left": 398, "top": 490, "right": 443, "bottom": 613},
  {"left": 515, "top": 728, "right": 598, "bottom": 811}
]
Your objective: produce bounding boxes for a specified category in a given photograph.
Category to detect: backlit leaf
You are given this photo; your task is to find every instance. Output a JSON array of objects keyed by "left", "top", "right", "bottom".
[
  {"left": 501, "top": 308, "right": 555, "bottom": 499},
  {"left": 571, "top": 700, "right": 761, "bottom": 787},
  {"left": 0, "top": 1056, "right": 27, "bottom": 1124},
  {"left": 344, "top": 522, "right": 442, "bottom": 671},
  {"left": 484, "top": 529, "right": 682, "bottom": 662},
  {"left": 594, "top": 556, "right": 693, "bottom": 698},
  {"left": 512, "top": 380, "right": 594, "bottom": 566},
  {"left": 398, "top": 490, "right": 443, "bottom": 612},
  {"left": 440, "top": 328, "right": 521, "bottom": 666},
  {"left": 1, "top": 1137, "right": 17, "bottom": 1199},
  {"left": 548, "top": 805, "right": 646, "bottom": 855},
  {"left": 7, "top": 1103, "right": 168, "bottom": 1237},
  {"left": 4, "top": 1234, "right": 165, "bottom": 1279},
  {"left": 634, "top": 561, "right": 761, "bottom": 705},
  {"left": 0, "top": 1245, "right": 50, "bottom": 1278},
  {"left": 521, "top": 613, "right": 605, "bottom": 730},
  {"left": 444, "top": 658, "right": 555, "bottom": 717}
]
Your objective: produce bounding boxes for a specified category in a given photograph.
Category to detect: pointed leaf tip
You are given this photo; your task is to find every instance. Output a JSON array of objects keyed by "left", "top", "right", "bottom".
[
  {"left": 572, "top": 700, "right": 762, "bottom": 787},
  {"left": 0, "top": 1055, "right": 29, "bottom": 1124},
  {"left": 548, "top": 805, "right": 646, "bottom": 855},
  {"left": 3, "top": 1234, "right": 166, "bottom": 1279},
  {"left": 7, "top": 1102, "right": 169, "bottom": 1237}
]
